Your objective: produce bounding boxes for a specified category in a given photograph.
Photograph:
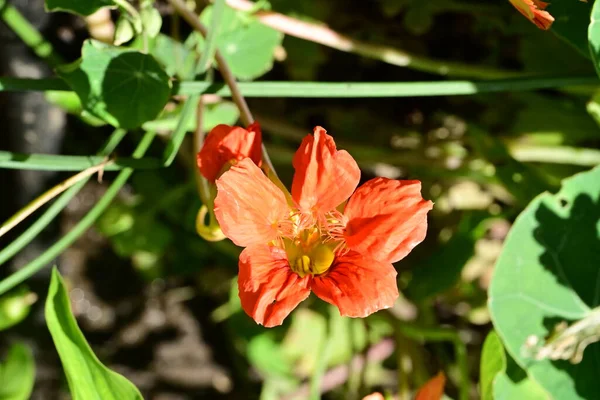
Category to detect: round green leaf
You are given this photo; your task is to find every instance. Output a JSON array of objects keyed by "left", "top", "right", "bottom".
[
  {"left": 57, "top": 40, "right": 171, "bottom": 129},
  {"left": 489, "top": 165, "right": 600, "bottom": 400},
  {"left": 197, "top": 6, "right": 284, "bottom": 80},
  {"left": 45, "top": 0, "right": 115, "bottom": 16}
]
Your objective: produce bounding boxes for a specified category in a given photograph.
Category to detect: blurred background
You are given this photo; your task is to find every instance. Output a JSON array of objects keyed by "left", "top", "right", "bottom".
[{"left": 1, "top": 0, "right": 599, "bottom": 399}]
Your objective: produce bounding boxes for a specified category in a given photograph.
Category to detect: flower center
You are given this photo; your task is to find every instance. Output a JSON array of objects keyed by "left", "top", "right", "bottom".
[{"left": 284, "top": 233, "right": 335, "bottom": 278}]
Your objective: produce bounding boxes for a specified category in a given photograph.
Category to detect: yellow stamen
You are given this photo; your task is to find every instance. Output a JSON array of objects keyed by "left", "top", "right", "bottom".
[{"left": 289, "top": 243, "right": 335, "bottom": 277}]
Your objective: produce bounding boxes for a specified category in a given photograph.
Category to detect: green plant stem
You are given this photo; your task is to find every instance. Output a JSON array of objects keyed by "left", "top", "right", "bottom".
[
  {"left": 162, "top": 94, "right": 200, "bottom": 166},
  {"left": 507, "top": 144, "right": 600, "bottom": 166},
  {"left": 166, "top": 0, "right": 277, "bottom": 175},
  {"left": 0, "top": 131, "right": 155, "bottom": 296},
  {"left": 0, "top": 152, "right": 161, "bottom": 171},
  {"left": 0, "top": 0, "right": 64, "bottom": 66},
  {"left": 0, "top": 129, "right": 127, "bottom": 268},
  {"left": 0, "top": 159, "right": 112, "bottom": 238},
  {"left": 224, "top": 0, "right": 516, "bottom": 79},
  {"left": 196, "top": 0, "right": 225, "bottom": 73},
  {"left": 2, "top": 77, "right": 597, "bottom": 96},
  {"left": 392, "top": 320, "right": 469, "bottom": 400}
]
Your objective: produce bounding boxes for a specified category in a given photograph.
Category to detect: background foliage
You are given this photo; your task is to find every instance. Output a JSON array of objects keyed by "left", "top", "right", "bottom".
[{"left": 1, "top": 0, "right": 600, "bottom": 399}]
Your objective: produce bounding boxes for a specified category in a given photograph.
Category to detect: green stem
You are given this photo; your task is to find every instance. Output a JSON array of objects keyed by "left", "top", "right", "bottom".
[
  {"left": 0, "top": 159, "right": 112, "bottom": 238},
  {"left": 387, "top": 313, "right": 469, "bottom": 400},
  {"left": 0, "top": 0, "right": 64, "bottom": 66},
  {"left": 0, "top": 129, "right": 126, "bottom": 268},
  {"left": 507, "top": 144, "right": 600, "bottom": 166},
  {"left": 2, "top": 77, "right": 597, "bottom": 97},
  {"left": 162, "top": 94, "right": 199, "bottom": 166},
  {"left": 0, "top": 131, "right": 155, "bottom": 296},
  {"left": 0, "top": 152, "right": 161, "bottom": 171}
]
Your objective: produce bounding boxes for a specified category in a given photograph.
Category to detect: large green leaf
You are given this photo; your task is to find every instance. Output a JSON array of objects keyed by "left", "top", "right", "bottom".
[
  {"left": 45, "top": 268, "right": 143, "bottom": 400},
  {"left": 58, "top": 40, "right": 171, "bottom": 129},
  {"left": 480, "top": 331, "right": 548, "bottom": 400},
  {"left": 195, "top": 6, "right": 283, "bottom": 80},
  {"left": 588, "top": 0, "right": 600, "bottom": 76},
  {"left": 549, "top": 0, "right": 594, "bottom": 57},
  {"left": 0, "top": 343, "right": 35, "bottom": 400},
  {"left": 45, "top": 0, "right": 114, "bottom": 16},
  {"left": 489, "top": 166, "right": 600, "bottom": 400}
]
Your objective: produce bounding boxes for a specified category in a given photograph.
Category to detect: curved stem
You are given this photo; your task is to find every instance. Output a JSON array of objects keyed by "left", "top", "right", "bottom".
[
  {"left": 0, "top": 158, "right": 113, "bottom": 238},
  {"left": 224, "top": 0, "right": 519, "bottom": 79},
  {"left": 0, "top": 131, "right": 156, "bottom": 296},
  {"left": 0, "top": 129, "right": 127, "bottom": 268},
  {"left": 167, "top": 0, "right": 277, "bottom": 175}
]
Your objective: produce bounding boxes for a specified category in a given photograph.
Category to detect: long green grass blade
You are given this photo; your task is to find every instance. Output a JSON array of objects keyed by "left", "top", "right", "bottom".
[
  {"left": 162, "top": 94, "right": 199, "bottom": 166},
  {"left": 0, "top": 129, "right": 127, "bottom": 267},
  {"left": 1, "top": 77, "right": 597, "bottom": 96},
  {"left": 0, "top": 131, "right": 156, "bottom": 296},
  {"left": 196, "top": 0, "right": 225, "bottom": 73},
  {"left": 0, "top": 152, "right": 162, "bottom": 171}
]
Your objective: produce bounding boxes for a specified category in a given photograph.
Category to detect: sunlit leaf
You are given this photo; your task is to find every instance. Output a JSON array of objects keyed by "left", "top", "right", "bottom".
[
  {"left": 194, "top": 6, "right": 284, "bottom": 80},
  {"left": 480, "top": 331, "right": 549, "bottom": 400},
  {"left": 0, "top": 343, "right": 35, "bottom": 400},
  {"left": 45, "top": 0, "right": 114, "bottom": 16},
  {"left": 489, "top": 165, "right": 600, "bottom": 400},
  {"left": 57, "top": 40, "right": 171, "bottom": 129},
  {"left": 0, "top": 288, "right": 36, "bottom": 331},
  {"left": 45, "top": 268, "right": 143, "bottom": 400}
]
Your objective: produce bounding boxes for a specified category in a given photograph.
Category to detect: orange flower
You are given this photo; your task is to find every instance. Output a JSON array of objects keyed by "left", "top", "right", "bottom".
[
  {"left": 415, "top": 372, "right": 446, "bottom": 400},
  {"left": 509, "top": 0, "right": 554, "bottom": 30},
  {"left": 214, "top": 127, "right": 433, "bottom": 327},
  {"left": 197, "top": 122, "right": 262, "bottom": 182}
]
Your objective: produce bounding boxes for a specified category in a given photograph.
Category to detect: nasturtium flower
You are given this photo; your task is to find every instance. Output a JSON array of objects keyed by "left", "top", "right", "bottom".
[
  {"left": 196, "top": 122, "right": 262, "bottom": 182},
  {"left": 509, "top": 0, "right": 554, "bottom": 30},
  {"left": 214, "top": 127, "right": 433, "bottom": 327}
]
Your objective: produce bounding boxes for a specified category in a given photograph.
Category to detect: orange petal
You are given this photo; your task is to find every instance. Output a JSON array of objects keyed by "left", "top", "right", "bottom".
[
  {"left": 291, "top": 127, "right": 360, "bottom": 213},
  {"left": 509, "top": 0, "right": 554, "bottom": 30},
  {"left": 197, "top": 122, "right": 262, "bottom": 182},
  {"left": 344, "top": 178, "right": 433, "bottom": 264},
  {"left": 415, "top": 372, "right": 446, "bottom": 400},
  {"left": 238, "top": 245, "right": 312, "bottom": 327},
  {"left": 311, "top": 251, "right": 398, "bottom": 318},
  {"left": 214, "top": 158, "right": 289, "bottom": 247}
]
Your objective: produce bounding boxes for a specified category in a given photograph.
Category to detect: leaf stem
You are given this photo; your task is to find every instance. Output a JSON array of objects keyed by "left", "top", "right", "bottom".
[
  {"left": 0, "top": 131, "right": 156, "bottom": 296},
  {"left": 0, "top": 129, "right": 127, "bottom": 268},
  {"left": 386, "top": 312, "right": 469, "bottom": 400},
  {"left": 0, "top": 0, "right": 64, "bottom": 66},
  {"left": 0, "top": 158, "right": 113, "bottom": 239},
  {"left": 167, "top": 0, "right": 277, "bottom": 175},
  {"left": 223, "top": 0, "right": 518, "bottom": 79}
]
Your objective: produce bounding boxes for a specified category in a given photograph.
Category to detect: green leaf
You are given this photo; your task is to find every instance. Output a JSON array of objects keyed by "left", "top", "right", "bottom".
[
  {"left": 45, "top": 0, "right": 114, "bottom": 16},
  {"left": 0, "top": 288, "right": 36, "bottom": 330},
  {"left": 0, "top": 343, "right": 35, "bottom": 400},
  {"left": 480, "top": 331, "right": 548, "bottom": 400},
  {"left": 196, "top": 6, "right": 284, "bottom": 80},
  {"left": 151, "top": 34, "right": 197, "bottom": 78},
  {"left": 45, "top": 268, "right": 143, "bottom": 400},
  {"left": 57, "top": 40, "right": 171, "bottom": 129},
  {"left": 489, "top": 165, "right": 600, "bottom": 400},
  {"left": 140, "top": 5, "right": 162, "bottom": 38},
  {"left": 114, "top": 15, "right": 135, "bottom": 46},
  {"left": 549, "top": 0, "right": 594, "bottom": 57},
  {"left": 405, "top": 212, "right": 490, "bottom": 301},
  {"left": 589, "top": 0, "right": 600, "bottom": 75},
  {"left": 142, "top": 101, "right": 239, "bottom": 132}
]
